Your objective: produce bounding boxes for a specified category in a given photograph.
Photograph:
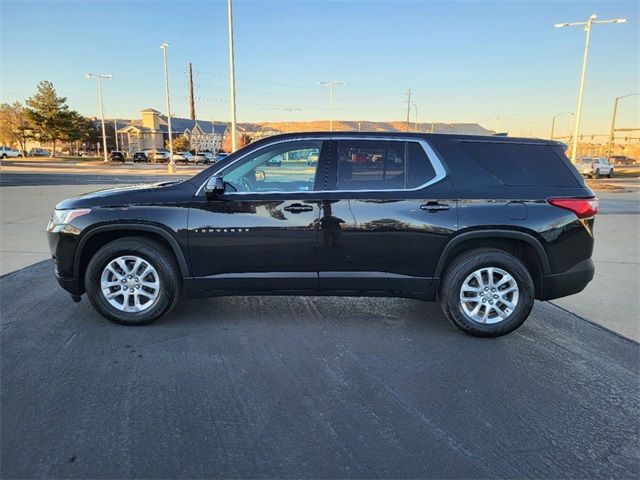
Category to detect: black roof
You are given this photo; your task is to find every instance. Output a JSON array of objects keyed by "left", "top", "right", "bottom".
[{"left": 248, "top": 131, "right": 562, "bottom": 147}]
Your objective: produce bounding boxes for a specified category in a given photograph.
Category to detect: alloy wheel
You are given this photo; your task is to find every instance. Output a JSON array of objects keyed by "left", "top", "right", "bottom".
[
  {"left": 100, "top": 255, "right": 160, "bottom": 313},
  {"left": 459, "top": 267, "right": 519, "bottom": 324}
]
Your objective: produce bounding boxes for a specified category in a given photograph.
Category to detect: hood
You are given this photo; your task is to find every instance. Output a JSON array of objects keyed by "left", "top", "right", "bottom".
[{"left": 55, "top": 180, "right": 192, "bottom": 209}]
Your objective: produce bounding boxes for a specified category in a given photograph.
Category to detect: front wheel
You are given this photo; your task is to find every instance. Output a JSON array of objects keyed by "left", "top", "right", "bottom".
[
  {"left": 595, "top": 169, "right": 601, "bottom": 178},
  {"left": 438, "top": 249, "right": 535, "bottom": 337},
  {"left": 607, "top": 170, "right": 613, "bottom": 178},
  {"left": 85, "top": 237, "right": 182, "bottom": 325}
]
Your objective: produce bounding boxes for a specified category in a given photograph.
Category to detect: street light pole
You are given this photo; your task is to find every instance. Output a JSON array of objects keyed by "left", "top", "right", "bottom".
[
  {"left": 555, "top": 14, "right": 627, "bottom": 163},
  {"left": 114, "top": 119, "right": 119, "bottom": 151},
  {"left": 606, "top": 93, "right": 638, "bottom": 160},
  {"left": 319, "top": 81, "right": 344, "bottom": 131},
  {"left": 84, "top": 73, "right": 112, "bottom": 163},
  {"left": 160, "top": 42, "right": 176, "bottom": 173},
  {"left": 550, "top": 112, "right": 573, "bottom": 140},
  {"left": 227, "top": 0, "right": 238, "bottom": 152}
]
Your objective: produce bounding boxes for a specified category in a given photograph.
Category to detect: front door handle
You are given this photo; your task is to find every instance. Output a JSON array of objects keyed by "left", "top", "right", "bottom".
[
  {"left": 420, "top": 202, "right": 450, "bottom": 212},
  {"left": 284, "top": 204, "right": 314, "bottom": 213}
]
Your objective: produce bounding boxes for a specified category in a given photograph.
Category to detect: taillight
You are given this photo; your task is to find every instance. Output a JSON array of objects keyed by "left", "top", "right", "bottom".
[{"left": 548, "top": 198, "right": 598, "bottom": 218}]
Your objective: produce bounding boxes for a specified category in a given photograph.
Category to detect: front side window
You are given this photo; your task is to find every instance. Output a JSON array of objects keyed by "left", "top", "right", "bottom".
[
  {"left": 336, "top": 140, "right": 436, "bottom": 190},
  {"left": 220, "top": 140, "right": 322, "bottom": 193}
]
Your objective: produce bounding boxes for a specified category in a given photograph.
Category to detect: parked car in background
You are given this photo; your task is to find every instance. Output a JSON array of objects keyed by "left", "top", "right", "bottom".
[
  {"left": 28, "top": 148, "right": 50, "bottom": 157},
  {"left": 0, "top": 146, "right": 22, "bottom": 158},
  {"left": 191, "top": 153, "right": 208, "bottom": 164},
  {"left": 132, "top": 152, "right": 149, "bottom": 163},
  {"left": 579, "top": 157, "right": 613, "bottom": 178},
  {"left": 172, "top": 152, "right": 187, "bottom": 162},
  {"left": 307, "top": 151, "right": 319, "bottom": 165},
  {"left": 47, "top": 132, "right": 597, "bottom": 337},
  {"left": 215, "top": 152, "right": 229, "bottom": 162},
  {"left": 109, "top": 151, "right": 125, "bottom": 162},
  {"left": 203, "top": 152, "right": 216, "bottom": 164},
  {"left": 143, "top": 149, "right": 170, "bottom": 162}
]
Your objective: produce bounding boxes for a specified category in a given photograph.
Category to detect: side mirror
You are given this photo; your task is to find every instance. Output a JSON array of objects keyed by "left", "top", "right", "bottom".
[{"left": 204, "top": 175, "right": 225, "bottom": 195}]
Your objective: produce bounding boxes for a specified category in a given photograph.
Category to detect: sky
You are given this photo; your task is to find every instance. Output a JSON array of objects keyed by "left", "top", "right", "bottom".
[{"left": 1, "top": 0, "right": 638, "bottom": 138}]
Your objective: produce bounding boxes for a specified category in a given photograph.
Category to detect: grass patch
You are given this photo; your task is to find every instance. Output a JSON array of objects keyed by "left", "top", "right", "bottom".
[{"left": 586, "top": 180, "right": 625, "bottom": 191}]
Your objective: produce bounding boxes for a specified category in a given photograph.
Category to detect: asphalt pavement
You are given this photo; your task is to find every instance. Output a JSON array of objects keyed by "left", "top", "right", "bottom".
[{"left": 1, "top": 261, "right": 639, "bottom": 479}]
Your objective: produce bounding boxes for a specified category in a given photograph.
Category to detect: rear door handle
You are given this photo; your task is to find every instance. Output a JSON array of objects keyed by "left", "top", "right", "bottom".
[
  {"left": 420, "top": 202, "right": 450, "bottom": 212},
  {"left": 284, "top": 204, "right": 314, "bottom": 213}
]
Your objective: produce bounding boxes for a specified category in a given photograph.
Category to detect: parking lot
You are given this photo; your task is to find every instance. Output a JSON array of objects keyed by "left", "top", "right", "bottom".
[
  {"left": 1, "top": 261, "right": 638, "bottom": 478},
  {"left": 0, "top": 165, "right": 639, "bottom": 478}
]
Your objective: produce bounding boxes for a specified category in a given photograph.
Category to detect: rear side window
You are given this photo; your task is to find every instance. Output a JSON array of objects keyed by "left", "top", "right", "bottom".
[
  {"left": 459, "top": 142, "right": 579, "bottom": 187},
  {"left": 336, "top": 140, "right": 436, "bottom": 190}
]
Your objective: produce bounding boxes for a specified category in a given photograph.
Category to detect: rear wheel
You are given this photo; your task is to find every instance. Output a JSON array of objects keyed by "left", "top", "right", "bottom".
[
  {"left": 607, "top": 170, "right": 613, "bottom": 178},
  {"left": 439, "top": 249, "right": 535, "bottom": 337},
  {"left": 85, "top": 237, "right": 181, "bottom": 325},
  {"left": 595, "top": 168, "right": 601, "bottom": 178}
]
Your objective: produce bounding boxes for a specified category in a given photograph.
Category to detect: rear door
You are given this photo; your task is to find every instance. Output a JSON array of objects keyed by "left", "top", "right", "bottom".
[{"left": 317, "top": 138, "right": 456, "bottom": 295}]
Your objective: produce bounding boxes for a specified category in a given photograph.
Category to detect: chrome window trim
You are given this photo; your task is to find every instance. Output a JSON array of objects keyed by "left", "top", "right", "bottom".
[{"left": 196, "top": 135, "right": 447, "bottom": 196}]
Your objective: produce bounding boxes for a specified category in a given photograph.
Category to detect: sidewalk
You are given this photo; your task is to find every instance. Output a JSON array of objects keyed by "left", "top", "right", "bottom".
[{"left": 0, "top": 185, "right": 114, "bottom": 274}]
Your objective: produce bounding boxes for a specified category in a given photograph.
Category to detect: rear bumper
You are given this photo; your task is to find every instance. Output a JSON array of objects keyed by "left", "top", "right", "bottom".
[{"left": 540, "top": 258, "right": 594, "bottom": 300}]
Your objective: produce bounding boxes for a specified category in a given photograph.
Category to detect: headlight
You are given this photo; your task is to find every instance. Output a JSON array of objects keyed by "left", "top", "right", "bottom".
[{"left": 51, "top": 208, "right": 91, "bottom": 225}]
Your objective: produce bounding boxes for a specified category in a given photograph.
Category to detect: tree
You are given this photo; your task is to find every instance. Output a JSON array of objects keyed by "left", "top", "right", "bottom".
[
  {"left": 0, "top": 102, "right": 31, "bottom": 154},
  {"left": 25, "top": 81, "right": 72, "bottom": 157},
  {"left": 64, "top": 112, "right": 99, "bottom": 154},
  {"left": 172, "top": 134, "right": 190, "bottom": 152}
]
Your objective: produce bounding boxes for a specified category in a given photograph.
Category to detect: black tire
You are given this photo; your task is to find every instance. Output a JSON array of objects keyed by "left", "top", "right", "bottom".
[
  {"left": 85, "top": 237, "right": 182, "bottom": 326},
  {"left": 438, "top": 248, "right": 535, "bottom": 337},
  {"left": 595, "top": 169, "right": 600, "bottom": 178},
  {"left": 1, "top": 154, "right": 6, "bottom": 159},
  {"left": 607, "top": 170, "right": 613, "bottom": 178}
]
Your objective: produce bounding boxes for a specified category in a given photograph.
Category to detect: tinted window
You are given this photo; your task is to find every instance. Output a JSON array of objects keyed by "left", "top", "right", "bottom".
[
  {"left": 460, "top": 142, "right": 579, "bottom": 187},
  {"left": 221, "top": 140, "right": 322, "bottom": 193},
  {"left": 336, "top": 140, "right": 436, "bottom": 190}
]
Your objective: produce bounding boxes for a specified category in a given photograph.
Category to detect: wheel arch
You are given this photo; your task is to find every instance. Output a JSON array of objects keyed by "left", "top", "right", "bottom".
[
  {"left": 74, "top": 224, "right": 190, "bottom": 282},
  {"left": 435, "top": 229, "right": 551, "bottom": 298}
]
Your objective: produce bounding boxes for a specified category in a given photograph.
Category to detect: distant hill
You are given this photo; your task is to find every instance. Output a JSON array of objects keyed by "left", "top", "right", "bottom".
[{"left": 239, "top": 121, "right": 495, "bottom": 136}]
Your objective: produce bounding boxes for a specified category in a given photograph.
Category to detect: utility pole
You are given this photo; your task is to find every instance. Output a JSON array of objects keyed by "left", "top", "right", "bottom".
[
  {"left": 555, "top": 14, "right": 627, "bottom": 163},
  {"left": 284, "top": 107, "right": 300, "bottom": 131},
  {"left": 188, "top": 62, "right": 196, "bottom": 120},
  {"left": 227, "top": 0, "right": 238, "bottom": 152},
  {"left": 406, "top": 89, "right": 412, "bottom": 132},
  {"left": 412, "top": 104, "right": 418, "bottom": 132},
  {"left": 319, "top": 81, "right": 344, "bottom": 131},
  {"left": 84, "top": 73, "right": 112, "bottom": 163},
  {"left": 607, "top": 93, "right": 638, "bottom": 160},
  {"left": 550, "top": 112, "right": 573, "bottom": 140},
  {"left": 114, "top": 119, "right": 119, "bottom": 151},
  {"left": 160, "top": 42, "right": 176, "bottom": 173}
]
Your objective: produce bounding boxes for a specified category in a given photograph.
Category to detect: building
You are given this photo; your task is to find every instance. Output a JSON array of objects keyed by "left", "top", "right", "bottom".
[{"left": 117, "top": 109, "right": 228, "bottom": 154}]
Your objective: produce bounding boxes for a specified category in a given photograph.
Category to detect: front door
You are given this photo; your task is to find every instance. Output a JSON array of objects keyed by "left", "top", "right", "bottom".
[
  {"left": 317, "top": 138, "right": 457, "bottom": 295},
  {"left": 189, "top": 139, "right": 327, "bottom": 292}
]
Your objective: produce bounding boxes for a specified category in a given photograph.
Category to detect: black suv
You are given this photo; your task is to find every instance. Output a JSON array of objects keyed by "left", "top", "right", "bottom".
[
  {"left": 47, "top": 133, "right": 597, "bottom": 337},
  {"left": 108, "top": 151, "right": 125, "bottom": 162}
]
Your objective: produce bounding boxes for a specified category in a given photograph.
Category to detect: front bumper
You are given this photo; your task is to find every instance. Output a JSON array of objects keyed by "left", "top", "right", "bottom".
[
  {"left": 540, "top": 258, "right": 595, "bottom": 300},
  {"left": 55, "top": 270, "right": 83, "bottom": 299}
]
